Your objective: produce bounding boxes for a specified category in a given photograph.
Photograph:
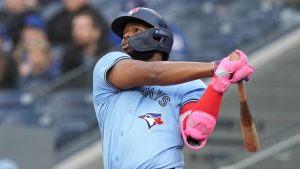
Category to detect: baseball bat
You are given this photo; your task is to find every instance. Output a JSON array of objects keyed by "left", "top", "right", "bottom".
[
  {"left": 229, "top": 52, "right": 260, "bottom": 152},
  {"left": 238, "top": 81, "right": 260, "bottom": 152}
]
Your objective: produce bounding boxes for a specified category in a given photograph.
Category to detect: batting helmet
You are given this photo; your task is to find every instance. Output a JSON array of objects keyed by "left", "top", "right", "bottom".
[{"left": 111, "top": 7, "right": 173, "bottom": 60}]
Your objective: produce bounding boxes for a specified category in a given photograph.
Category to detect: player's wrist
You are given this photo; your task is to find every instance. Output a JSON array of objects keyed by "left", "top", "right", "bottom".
[
  {"left": 210, "top": 50, "right": 255, "bottom": 93},
  {"left": 210, "top": 60, "right": 220, "bottom": 75}
]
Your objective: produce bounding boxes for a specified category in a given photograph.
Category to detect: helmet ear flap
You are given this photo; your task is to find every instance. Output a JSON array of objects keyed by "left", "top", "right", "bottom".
[
  {"left": 153, "top": 28, "right": 173, "bottom": 55},
  {"left": 128, "top": 27, "right": 173, "bottom": 59},
  {"left": 128, "top": 28, "right": 157, "bottom": 52},
  {"left": 154, "top": 28, "right": 173, "bottom": 40}
]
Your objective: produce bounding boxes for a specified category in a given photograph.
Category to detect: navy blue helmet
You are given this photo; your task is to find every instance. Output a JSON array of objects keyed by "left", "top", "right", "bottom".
[{"left": 111, "top": 7, "right": 173, "bottom": 60}]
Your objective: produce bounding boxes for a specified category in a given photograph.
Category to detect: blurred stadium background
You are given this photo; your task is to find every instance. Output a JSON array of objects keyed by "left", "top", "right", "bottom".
[{"left": 0, "top": 0, "right": 300, "bottom": 169}]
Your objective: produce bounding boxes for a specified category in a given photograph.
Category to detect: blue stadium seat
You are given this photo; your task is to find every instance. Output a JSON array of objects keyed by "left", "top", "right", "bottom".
[
  {"left": 38, "top": 88, "right": 97, "bottom": 148},
  {"left": 0, "top": 89, "right": 30, "bottom": 109},
  {"left": 0, "top": 89, "right": 37, "bottom": 125}
]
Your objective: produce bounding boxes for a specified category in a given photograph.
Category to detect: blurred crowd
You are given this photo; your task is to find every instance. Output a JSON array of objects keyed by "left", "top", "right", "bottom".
[
  {"left": 0, "top": 0, "right": 114, "bottom": 92},
  {"left": 0, "top": 0, "right": 299, "bottom": 92},
  {"left": 0, "top": 0, "right": 194, "bottom": 151}
]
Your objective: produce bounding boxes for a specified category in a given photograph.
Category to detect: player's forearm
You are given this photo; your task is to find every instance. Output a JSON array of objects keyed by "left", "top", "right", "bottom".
[
  {"left": 148, "top": 61, "right": 214, "bottom": 85},
  {"left": 107, "top": 59, "right": 214, "bottom": 90}
]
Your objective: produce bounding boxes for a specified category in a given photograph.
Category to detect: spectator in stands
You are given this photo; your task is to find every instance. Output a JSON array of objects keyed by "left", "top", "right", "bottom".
[
  {"left": 0, "top": 24, "right": 13, "bottom": 54},
  {"left": 61, "top": 10, "right": 111, "bottom": 73},
  {"left": 0, "top": 51, "right": 18, "bottom": 89},
  {"left": 0, "top": 0, "right": 38, "bottom": 46},
  {"left": 0, "top": 26, "right": 18, "bottom": 89},
  {"left": 13, "top": 15, "right": 47, "bottom": 67},
  {"left": 24, "top": 0, "right": 45, "bottom": 13},
  {"left": 12, "top": 15, "right": 58, "bottom": 91},
  {"left": 46, "top": 0, "right": 109, "bottom": 44},
  {"left": 18, "top": 42, "right": 56, "bottom": 91}
]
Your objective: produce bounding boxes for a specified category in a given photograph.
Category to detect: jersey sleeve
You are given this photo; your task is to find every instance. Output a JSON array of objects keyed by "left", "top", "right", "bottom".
[
  {"left": 180, "top": 80, "right": 207, "bottom": 108},
  {"left": 93, "top": 51, "right": 131, "bottom": 106}
]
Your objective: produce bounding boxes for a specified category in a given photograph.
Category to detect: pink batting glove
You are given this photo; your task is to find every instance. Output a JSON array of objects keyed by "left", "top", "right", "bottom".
[
  {"left": 180, "top": 110, "right": 216, "bottom": 150},
  {"left": 231, "top": 64, "right": 254, "bottom": 83},
  {"left": 211, "top": 50, "right": 250, "bottom": 93}
]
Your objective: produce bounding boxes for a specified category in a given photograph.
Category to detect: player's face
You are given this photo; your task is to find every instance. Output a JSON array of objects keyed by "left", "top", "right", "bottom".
[{"left": 121, "top": 22, "right": 149, "bottom": 53}]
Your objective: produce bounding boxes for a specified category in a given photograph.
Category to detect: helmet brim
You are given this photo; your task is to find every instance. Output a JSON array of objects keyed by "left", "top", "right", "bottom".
[{"left": 111, "top": 16, "right": 153, "bottom": 38}]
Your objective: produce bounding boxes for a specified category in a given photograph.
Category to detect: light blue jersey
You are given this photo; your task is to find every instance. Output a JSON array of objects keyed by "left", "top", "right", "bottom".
[{"left": 93, "top": 51, "right": 207, "bottom": 169}]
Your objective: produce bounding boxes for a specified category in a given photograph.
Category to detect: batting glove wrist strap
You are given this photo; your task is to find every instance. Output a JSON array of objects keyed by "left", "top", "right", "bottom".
[
  {"left": 180, "top": 110, "right": 216, "bottom": 150},
  {"left": 211, "top": 77, "right": 231, "bottom": 93}
]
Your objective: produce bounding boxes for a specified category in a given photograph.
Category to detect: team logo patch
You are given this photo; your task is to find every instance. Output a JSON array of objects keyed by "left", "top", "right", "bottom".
[
  {"left": 128, "top": 8, "right": 139, "bottom": 16},
  {"left": 139, "top": 113, "right": 164, "bottom": 129}
]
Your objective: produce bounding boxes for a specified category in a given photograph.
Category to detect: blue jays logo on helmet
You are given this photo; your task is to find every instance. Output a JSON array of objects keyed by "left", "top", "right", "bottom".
[
  {"left": 139, "top": 113, "right": 164, "bottom": 129},
  {"left": 128, "top": 8, "right": 139, "bottom": 16}
]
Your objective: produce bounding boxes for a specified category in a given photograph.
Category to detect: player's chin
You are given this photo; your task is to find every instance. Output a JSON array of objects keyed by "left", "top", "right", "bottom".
[{"left": 122, "top": 47, "right": 133, "bottom": 54}]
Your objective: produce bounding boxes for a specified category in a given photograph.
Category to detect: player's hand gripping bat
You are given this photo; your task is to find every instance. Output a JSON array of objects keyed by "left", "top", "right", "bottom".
[{"left": 229, "top": 52, "right": 260, "bottom": 152}]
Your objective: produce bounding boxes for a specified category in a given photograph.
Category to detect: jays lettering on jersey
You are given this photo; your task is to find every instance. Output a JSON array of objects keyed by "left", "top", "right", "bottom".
[{"left": 93, "top": 51, "right": 206, "bottom": 169}]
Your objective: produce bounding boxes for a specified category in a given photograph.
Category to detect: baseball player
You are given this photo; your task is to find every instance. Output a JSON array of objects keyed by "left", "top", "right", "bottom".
[{"left": 93, "top": 7, "right": 254, "bottom": 169}]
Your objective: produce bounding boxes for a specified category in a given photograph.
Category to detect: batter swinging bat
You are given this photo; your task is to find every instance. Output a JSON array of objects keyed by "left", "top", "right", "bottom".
[{"left": 229, "top": 52, "right": 260, "bottom": 152}]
